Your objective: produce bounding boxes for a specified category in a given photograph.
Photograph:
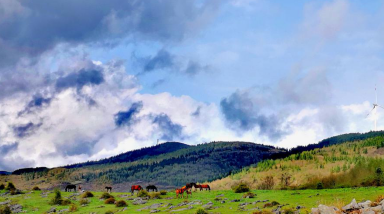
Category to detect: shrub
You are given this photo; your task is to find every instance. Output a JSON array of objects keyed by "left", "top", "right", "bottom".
[
  {"left": 79, "top": 198, "right": 90, "bottom": 205},
  {"left": 232, "top": 182, "right": 250, "bottom": 193},
  {"left": 5, "top": 182, "right": 15, "bottom": 191},
  {"left": 105, "top": 211, "right": 114, "bottom": 214},
  {"left": 137, "top": 190, "right": 149, "bottom": 198},
  {"left": 32, "top": 186, "right": 41, "bottom": 191},
  {"left": 0, "top": 184, "right": 4, "bottom": 190},
  {"left": 149, "top": 192, "right": 161, "bottom": 199},
  {"left": 252, "top": 210, "right": 273, "bottom": 214},
  {"left": 105, "top": 198, "right": 116, "bottom": 204},
  {"left": 115, "top": 200, "right": 127, "bottom": 207},
  {"left": 81, "top": 191, "right": 94, "bottom": 198},
  {"left": 49, "top": 189, "right": 63, "bottom": 205},
  {"left": 100, "top": 192, "right": 114, "bottom": 199},
  {"left": 0, "top": 206, "right": 12, "bottom": 214},
  {"left": 160, "top": 190, "right": 167, "bottom": 195},
  {"left": 69, "top": 204, "right": 78, "bottom": 212},
  {"left": 375, "top": 195, "right": 384, "bottom": 203},
  {"left": 196, "top": 208, "right": 208, "bottom": 214},
  {"left": 243, "top": 192, "right": 256, "bottom": 198},
  {"left": 271, "top": 201, "right": 280, "bottom": 206},
  {"left": 282, "top": 208, "right": 295, "bottom": 214},
  {"left": 61, "top": 199, "right": 71, "bottom": 205},
  {"left": 317, "top": 182, "right": 324, "bottom": 189}
]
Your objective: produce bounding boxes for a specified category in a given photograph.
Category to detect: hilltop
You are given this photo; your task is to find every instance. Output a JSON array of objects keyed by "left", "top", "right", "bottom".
[
  {"left": 0, "top": 141, "right": 285, "bottom": 191},
  {"left": 210, "top": 131, "right": 384, "bottom": 190}
]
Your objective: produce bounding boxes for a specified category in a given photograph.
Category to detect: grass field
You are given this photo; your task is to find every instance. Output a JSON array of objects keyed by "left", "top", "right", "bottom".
[{"left": 2, "top": 187, "right": 384, "bottom": 213}]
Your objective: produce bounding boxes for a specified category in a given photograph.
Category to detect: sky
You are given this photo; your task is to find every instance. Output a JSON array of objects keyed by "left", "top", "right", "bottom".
[{"left": 1, "top": 0, "right": 384, "bottom": 171}]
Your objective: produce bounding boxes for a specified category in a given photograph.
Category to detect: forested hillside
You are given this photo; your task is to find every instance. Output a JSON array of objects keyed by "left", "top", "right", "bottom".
[
  {"left": 0, "top": 141, "right": 286, "bottom": 190},
  {"left": 210, "top": 132, "right": 384, "bottom": 190}
]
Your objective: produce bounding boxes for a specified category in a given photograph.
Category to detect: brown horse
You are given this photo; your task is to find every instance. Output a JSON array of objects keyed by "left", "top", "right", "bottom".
[
  {"left": 131, "top": 185, "right": 143, "bottom": 195},
  {"left": 199, "top": 184, "right": 211, "bottom": 191},
  {"left": 175, "top": 188, "right": 184, "bottom": 198}
]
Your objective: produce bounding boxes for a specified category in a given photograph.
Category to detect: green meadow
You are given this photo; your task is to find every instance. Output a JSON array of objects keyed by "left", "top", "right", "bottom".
[{"left": 2, "top": 187, "right": 384, "bottom": 213}]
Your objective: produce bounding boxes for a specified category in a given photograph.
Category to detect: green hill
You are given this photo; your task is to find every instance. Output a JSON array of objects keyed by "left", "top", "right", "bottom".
[
  {"left": 210, "top": 131, "right": 384, "bottom": 190},
  {"left": 0, "top": 141, "right": 286, "bottom": 191}
]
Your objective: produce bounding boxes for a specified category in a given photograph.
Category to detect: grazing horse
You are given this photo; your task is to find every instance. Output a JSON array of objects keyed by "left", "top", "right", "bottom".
[
  {"left": 186, "top": 182, "right": 196, "bottom": 190},
  {"left": 146, "top": 185, "right": 157, "bottom": 192},
  {"left": 199, "top": 184, "right": 211, "bottom": 191},
  {"left": 65, "top": 184, "right": 76, "bottom": 192},
  {"left": 105, "top": 186, "right": 112, "bottom": 193},
  {"left": 175, "top": 188, "right": 184, "bottom": 199},
  {"left": 131, "top": 185, "right": 143, "bottom": 195}
]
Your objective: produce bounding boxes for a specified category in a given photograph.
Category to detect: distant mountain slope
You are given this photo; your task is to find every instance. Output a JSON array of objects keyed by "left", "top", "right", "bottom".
[
  {"left": 0, "top": 171, "right": 11, "bottom": 175},
  {"left": 64, "top": 142, "right": 190, "bottom": 168},
  {"left": 210, "top": 132, "right": 384, "bottom": 190},
  {"left": 1, "top": 141, "right": 286, "bottom": 190}
]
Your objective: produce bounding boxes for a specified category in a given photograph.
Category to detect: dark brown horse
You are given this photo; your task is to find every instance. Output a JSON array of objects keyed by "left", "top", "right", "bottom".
[
  {"left": 199, "top": 184, "right": 211, "bottom": 191},
  {"left": 105, "top": 186, "right": 112, "bottom": 193},
  {"left": 131, "top": 185, "right": 143, "bottom": 195},
  {"left": 146, "top": 185, "right": 157, "bottom": 192},
  {"left": 186, "top": 182, "right": 197, "bottom": 191},
  {"left": 65, "top": 184, "right": 76, "bottom": 192}
]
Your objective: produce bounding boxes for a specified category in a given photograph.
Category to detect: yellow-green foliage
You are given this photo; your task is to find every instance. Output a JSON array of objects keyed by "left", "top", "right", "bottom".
[
  {"left": 232, "top": 182, "right": 250, "bottom": 193},
  {"left": 104, "top": 198, "right": 115, "bottom": 204},
  {"left": 137, "top": 190, "right": 149, "bottom": 198},
  {"left": 49, "top": 189, "right": 63, "bottom": 205},
  {"left": 160, "top": 190, "right": 167, "bottom": 195},
  {"left": 100, "top": 192, "right": 114, "bottom": 199},
  {"left": 196, "top": 208, "right": 208, "bottom": 214},
  {"left": 69, "top": 204, "right": 78, "bottom": 212},
  {"left": 115, "top": 200, "right": 127, "bottom": 207},
  {"left": 79, "top": 198, "right": 90, "bottom": 205},
  {"left": 210, "top": 136, "right": 384, "bottom": 190},
  {"left": 81, "top": 191, "right": 94, "bottom": 198},
  {"left": 5, "top": 182, "right": 15, "bottom": 191}
]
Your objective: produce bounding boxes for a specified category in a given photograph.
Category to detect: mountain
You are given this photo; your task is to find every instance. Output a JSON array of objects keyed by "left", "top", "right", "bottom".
[
  {"left": 0, "top": 171, "right": 11, "bottom": 175},
  {"left": 210, "top": 131, "right": 384, "bottom": 190},
  {"left": 0, "top": 141, "right": 286, "bottom": 191}
]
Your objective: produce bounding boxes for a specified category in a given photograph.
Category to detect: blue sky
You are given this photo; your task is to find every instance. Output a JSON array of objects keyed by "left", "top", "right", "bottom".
[{"left": 0, "top": 0, "right": 384, "bottom": 171}]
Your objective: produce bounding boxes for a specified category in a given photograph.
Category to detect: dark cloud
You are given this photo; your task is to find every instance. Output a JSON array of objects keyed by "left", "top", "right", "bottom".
[
  {"left": 152, "top": 113, "right": 184, "bottom": 141},
  {"left": 18, "top": 94, "right": 52, "bottom": 116},
  {"left": 12, "top": 122, "right": 42, "bottom": 138},
  {"left": 142, "top": 49, "right": 174, "bottom": 74},
  {"left": 138, "top": 49, "right": 209, "bottom": 76},
  {"left": 185, "top": 61, "right": 209, "bottom": 76},
  {"left": 114, "top": 102, "right": 143, "bottom": 127},
  {"left": 0, "top": 0, "right": 220, "bottom": 67},
  {"left": 151, "top": 78, "right": 167, "bottom": 88},
  {"left": 220, "top": 90, "right": 287, "bottom": 140},
  {"left": 57, "top": 140, "right": 97, "bottom": 156},
  {"left": 55, "top": 69, "right": 104, "bottom": 91},
  {"left": 0, "top": 142, "right": 18, "bottom": 155},
  {"left": 191, "top": 106, "right": 201, "bottom": 117}
]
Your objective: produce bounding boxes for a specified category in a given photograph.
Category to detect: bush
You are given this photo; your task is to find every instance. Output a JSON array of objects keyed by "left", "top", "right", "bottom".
[
  {"left": 0, "top": 184, "right": 4, "bottom": 190},
  {"left": 243, "top": 192, "right": 256, "bottom": 198},
  {"left": 252, "top": 210, "right": 273, "bottom": 214},
  {"left": 32, "top": 186, "right": 41, "bottom": 191},
  {"left": 271, "top": 201, "right": 280, "bottom": 206},
  {"left": 104, "top": 198, "right": 116, "bottom": 204},
  {"left": 317, "top": 182, "right": 324, "bottom": 189},
  {"left": 115, "top": 200, "right": 127, "bottom": 207},
  {"left": 5, "top": 182, "right": 15, "bottom": 191},
  {"left": 69, "top": 204, "right": 78, "bottom": 212},
  {"left": 79, "top": 198, "right": 90, "bottom": 205},
  {"left": 282, "top": 208, "right": 295, "bottom": 214},
  {"left": 61, "top": 199, "right": 71, "bottom": 205},
  {"left": 196, "top": 208, "right": 208, "bottom": 214},
  {"left": 137, "top": 190, "right": 149, "bottom": 198},
  {"left": 81, "top": 191, "right": 94, "bottom": 198},
  {"left": 160, "top": 190, "right": 167, "bottom": 195},
  {"left": 49, "top": 189, "right": 63, "bottom": 205},
  {"left": 232, "top": 183, "right": 250, "bottom": 193},
  {"left": 100, "top": 192, "right": 114, "bottom": 199},
  {"left": 105, "top": 211, "right": 114, "bottom": 214},
  {"left": 0, "top": 206, "right": 12, "bottom": 214},
  {"left": 149, "top": 192, "right": 161, "bottom": 199},
  {"left": 264, "top": 201, "right": 279, "bottom": 208}
]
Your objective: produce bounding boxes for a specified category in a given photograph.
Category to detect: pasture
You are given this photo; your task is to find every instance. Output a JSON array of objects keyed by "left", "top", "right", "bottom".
[{"left": 2, "top": 187, "right": 384, "bottom": 213}]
